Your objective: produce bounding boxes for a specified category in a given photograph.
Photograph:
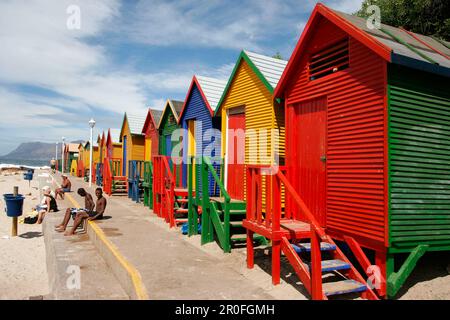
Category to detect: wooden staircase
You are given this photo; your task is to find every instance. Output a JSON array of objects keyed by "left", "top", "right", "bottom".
[
  {"left": 111, "top": 176, "right": 128, "bottom": 196},
  {"left": 244, "top": 165, "right": 380, "bottom": 300},
  {"left": 282, "top": 236, "right": 373, "bottom": 298},
  {"left": 153, "top": 155, "right": 186, "bottom": 227},
  {"left": 171, "top": 188, "right": 190, "bottom": 227},
  {"left": 200, "top": 157, "right": 267, "bottom": 253},
  {"left": 103, "top": 158, "right": 128, "bottom": 196},
  {"left": 128, "top": 160, "right": 145, "bottom": 203}
]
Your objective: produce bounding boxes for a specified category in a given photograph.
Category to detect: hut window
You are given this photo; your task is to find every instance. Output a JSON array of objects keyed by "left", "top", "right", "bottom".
[
  {"left": 169, "top": 114, "right": 175, "bottom": 124},
  {"left": 309, "top": 38, "right": 349, "bottom": 81}
]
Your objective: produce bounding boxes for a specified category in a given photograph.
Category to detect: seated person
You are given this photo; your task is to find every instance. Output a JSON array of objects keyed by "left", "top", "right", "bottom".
[
  {"left": 35, "top": 186, "right": 59, "bottom": 224},
  {"left": 54, "top": 188, "right": 94, "bottom": 233},
  {"left": 65, "top": 188, "right": 107, "bottom": 236},
  {"left": 55, "top": 175, "right": 71, "bottom": 200}
]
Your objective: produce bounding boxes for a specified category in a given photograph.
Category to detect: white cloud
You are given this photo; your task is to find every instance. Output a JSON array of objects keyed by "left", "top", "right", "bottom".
[
  {"left": 0, "top": 0, "right": 148, "bottom": 116},
  {"left": 0, "top": 88, "right": 90, "bottom": 152},
  {"left": 125, "top": 0, "right": 314, "bottom": 51},
  {"left": 148, "top": 98, "right": 167, "bottom": 111},
  {"left": 327, "top": 0, "right": 364, "bottom": 13}
]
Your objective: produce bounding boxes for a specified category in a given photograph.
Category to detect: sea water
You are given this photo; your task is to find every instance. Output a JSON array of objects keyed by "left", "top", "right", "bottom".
[{"left": 0, "top": 159, "right": 50, "bottom": 169}]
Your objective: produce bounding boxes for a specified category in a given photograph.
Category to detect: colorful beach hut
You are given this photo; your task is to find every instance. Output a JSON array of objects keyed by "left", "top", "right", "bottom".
[
  {"left": 95, "top": 131, "right": 106, "bottom": 186},
  {"left": 216, "top": 50, "right": 287, "bottom": 198},
  {"left": 89, "top": 143, "right": 99, "bottom": 183},
  {"left": 80, "top": 141, "right": 96, "bottom": 180},
  {"left": 119, "top": 112, "right": 146, "bottom": 201},
  {"left": 76, "top": 142, "right": 86, "bottom": 178},
  {"left": 200, "top": 52, "right": 287, "bottom": 252},
  {"left": 158, "top": 100, "right": 184, "bottom": 157},
  {"left": 103, "top": 129, "right": 126, "bottom": 196},
  {"left": 106, "top": 129, "right": 123, "bottom": 166},
  {"left": 141, "top": 108, "right": 163, "bottom": 208},
  {"left": 244, "top": 3, "right": 450, "bottom": 300},
  {"left": 64, "top": 143, "right": 79, "bottom": 176},
  {"left": 179, "top": 76, "right": 226, "bottom": 191},
  {"left": 176, "top": 76, "right": 226, "bottom": 234},
  {"left": 143, "top": 108, "right": 162, "bottom": 161},
  {"left": 153, "top": 99, "right": 183, "bottom": 223}
]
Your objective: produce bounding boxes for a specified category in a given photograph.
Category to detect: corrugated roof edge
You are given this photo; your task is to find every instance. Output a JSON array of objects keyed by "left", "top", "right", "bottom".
[
  {"left": 157, "top": 99, "right": 182, "bottom": 130},
  {"left": 178, "top": 75, "right": 224, "bottom": 123},
  {"left": 214, "top": 50, "right": 283, "bottom": 116},
  {"left": 274, "top": 3, "right": 392, "bottom": 99}
]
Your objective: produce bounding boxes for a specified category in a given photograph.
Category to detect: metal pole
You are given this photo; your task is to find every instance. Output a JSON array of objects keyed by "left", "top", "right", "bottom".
[
  {"left": 55, "top": 142, "right": 58, "bottom": 163},
  {"left": 61, "top": 138, "right": 65, "bottom": 174},
  {"left": 89, "top": 127, "right": 93, "bottom": 187}
]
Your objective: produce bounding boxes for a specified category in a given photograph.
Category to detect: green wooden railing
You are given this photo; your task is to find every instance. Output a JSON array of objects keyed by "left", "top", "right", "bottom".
[
  {"left": 187, "top": 156, "right": 201, "bottom": 236},
  {"left": 200, "top": 156, "right": 232, "bottom": 252},
  {"left": 143, "top": 161, "right": 154, "bottom": 209}
]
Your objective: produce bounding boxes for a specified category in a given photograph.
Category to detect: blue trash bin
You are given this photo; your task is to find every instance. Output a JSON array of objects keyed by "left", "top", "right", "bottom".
[
  {"left": 3, "top": 194, "right": 25, "bottom": 217},
  {"left": 23, "top": 172, "right": 33, "bottom": 181}
]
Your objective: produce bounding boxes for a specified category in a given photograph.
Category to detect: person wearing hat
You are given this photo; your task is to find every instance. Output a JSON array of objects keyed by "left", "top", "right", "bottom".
[
  {"left": 55, "top": 174, "right": 72, "bottom": 200},
  {"left": 35, "top": 186, "right": 58, "bottom": 224}
]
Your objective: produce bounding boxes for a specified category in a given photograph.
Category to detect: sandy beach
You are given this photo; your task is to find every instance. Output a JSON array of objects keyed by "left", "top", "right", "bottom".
[{"left": 0, "top": 168, "right": 50, "bottom": 299}]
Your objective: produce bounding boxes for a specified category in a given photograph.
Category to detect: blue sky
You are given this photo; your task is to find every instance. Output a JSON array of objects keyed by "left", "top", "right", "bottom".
[{"left": 0, "top": 0, "right": 363, "bottom": 155}]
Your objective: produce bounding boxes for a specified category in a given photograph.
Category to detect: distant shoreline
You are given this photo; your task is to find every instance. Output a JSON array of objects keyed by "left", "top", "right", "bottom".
[{"left": 0, "top": 159, "right": 50, "bottom": 168}]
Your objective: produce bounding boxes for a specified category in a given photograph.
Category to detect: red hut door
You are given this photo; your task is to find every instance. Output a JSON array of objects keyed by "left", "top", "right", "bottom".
[
  {"left": 227, "top": 112, "right": 246, "bottom": 200},
  {"left": 291, "top": 97, "right": 327, "bottom": 226}
]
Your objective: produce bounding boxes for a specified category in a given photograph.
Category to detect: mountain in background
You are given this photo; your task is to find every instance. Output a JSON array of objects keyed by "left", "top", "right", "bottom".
[{"left": 0, "top": 141, "right": 84, "bottom": 160}]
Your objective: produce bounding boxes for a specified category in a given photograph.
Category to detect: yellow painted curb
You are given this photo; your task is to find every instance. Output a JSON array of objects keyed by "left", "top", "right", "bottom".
[{"left": 53, "top": 176, "right": 149, "bottom": 300}]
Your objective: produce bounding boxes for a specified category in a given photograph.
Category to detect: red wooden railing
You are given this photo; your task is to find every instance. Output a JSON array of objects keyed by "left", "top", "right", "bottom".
[
  {"left": 153, "top": 156, "right": 173, "bottom": 223},
  {"left": 102, "top": 157, "right": 124, "bottom": 196},
  {"left": 153, "top": 156, "right": 183, "bottom": 227},
  {"left": 103, "top": 158, "right": 112, "bottom": 195},
  {"left": 77, "top": 160, "right": 84, "bottom": 177},
  {"left": 92, "top": 162, "right": 97, "bottom": 183},
  {"left": 246, "top": 165, "right": 326, "bottom": 299}
]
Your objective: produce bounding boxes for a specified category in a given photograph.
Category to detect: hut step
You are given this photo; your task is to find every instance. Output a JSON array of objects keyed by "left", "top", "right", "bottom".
[
  {"left": 230, "top": 233, "right": 265, "bottom": 242},
  {"left": 292, "top": 242, "right": 336, "bottom": 253},
  {"left": 229, "top": 221, "right": 243, "bottom": 227},
  {"left": 323, "top": 280, "right": 367, "bottom": 296},
  {"left": 229, "top": 210, "right": 246, "bottom": 215},
  {"left": 306, "top": 259, "right": 351, "bottom": 273}
]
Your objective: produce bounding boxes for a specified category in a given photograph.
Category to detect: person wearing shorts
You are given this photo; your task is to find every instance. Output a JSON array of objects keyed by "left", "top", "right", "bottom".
[
  {"left": 59, "top": 188, "right": 107, "bottom": 236},
  {"left": 55, "top": 188, "right": 94, "bottom": 233}
]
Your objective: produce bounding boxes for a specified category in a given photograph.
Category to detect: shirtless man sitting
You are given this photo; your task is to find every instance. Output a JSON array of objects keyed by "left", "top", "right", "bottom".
[
  {"left": 55, "top": 188, "right": 107, "bottom": 236},
  {"left": 55, "top": 188, "right": 94, "bottom": 233},
  {"left": 55, "top": 175, "right": 72, "bottom": 200}
]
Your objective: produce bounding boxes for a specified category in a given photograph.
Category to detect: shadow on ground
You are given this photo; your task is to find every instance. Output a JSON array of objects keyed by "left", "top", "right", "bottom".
[
  {"left": 395, "top": 251, "right": 450, "bottom": 299},
  {"left": 19, "top": 231, "right": 43, "bottom": 239}
]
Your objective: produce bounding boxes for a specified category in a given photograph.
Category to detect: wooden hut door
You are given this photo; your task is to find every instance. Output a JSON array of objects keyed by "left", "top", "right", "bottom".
[
  {"left": 227, "top": 112, "right": 246, "bottom": 200},
  {"left": 165, "top": 135, "right": 172, "bottom": 156},
  {"left": 188, "top": 120, "right": 196, "bottom": 188},
  {"left": 291, "top": 97, "right": 327, "bottom": 226},
  {"left": 145, "top": 138, "right": 152, "bottom": 162},
  {"left": 122, "top": 136, "right": 127, "bottom": 176}
]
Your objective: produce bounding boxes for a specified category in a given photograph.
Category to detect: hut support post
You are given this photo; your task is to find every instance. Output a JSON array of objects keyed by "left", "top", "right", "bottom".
[
  {"left": 387, "top": 245, "right": 428, "bottom": 298},
  {"left": 12, "top": 186, "right": 18, "bottom": 237}
]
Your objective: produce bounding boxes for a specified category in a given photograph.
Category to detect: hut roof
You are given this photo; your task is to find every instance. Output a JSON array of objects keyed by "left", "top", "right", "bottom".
[{"left": 275, "top": 3, "right": 450, "bottom": 97}]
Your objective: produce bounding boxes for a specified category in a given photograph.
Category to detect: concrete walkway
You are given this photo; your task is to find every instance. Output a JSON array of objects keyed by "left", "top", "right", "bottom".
[
  {"left": 52, "top": 173, "right": 285, "bottom": 300},
  {"left": 43, "top": 211, "right": 128, "bottom": 300}
]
